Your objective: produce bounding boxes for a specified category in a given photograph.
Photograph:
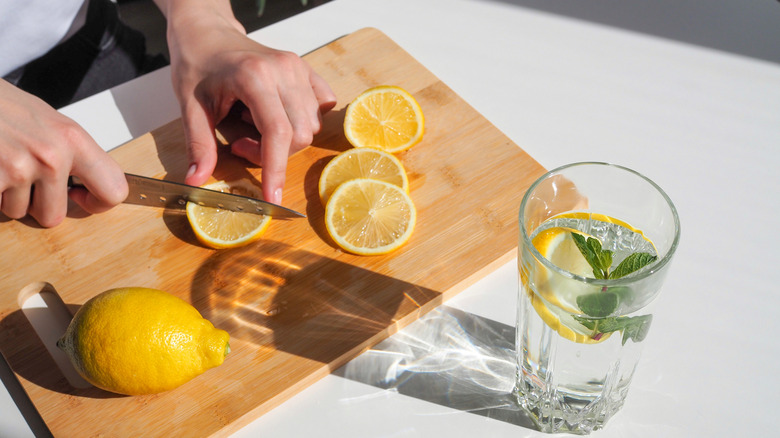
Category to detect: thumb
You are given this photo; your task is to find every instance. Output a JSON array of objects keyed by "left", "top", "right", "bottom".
[{"left": 182, "top": 102, "right": 218, "bottom": 186}]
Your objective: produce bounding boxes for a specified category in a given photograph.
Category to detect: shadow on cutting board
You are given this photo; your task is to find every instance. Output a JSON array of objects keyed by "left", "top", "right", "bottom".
[
  {"left": 0, "top": 305, "right": 123, "bottom": 400},
  {"left": 191, "top": 240, "right": 441, "bottom": 365}
]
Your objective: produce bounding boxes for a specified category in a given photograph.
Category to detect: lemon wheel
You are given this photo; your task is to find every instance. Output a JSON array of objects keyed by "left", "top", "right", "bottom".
[
  {"left": 325, "top": 178, "right": 416, "bottom": 255},
  {"left": 343, "top": 85, "right": 424, "bottom": 153}
]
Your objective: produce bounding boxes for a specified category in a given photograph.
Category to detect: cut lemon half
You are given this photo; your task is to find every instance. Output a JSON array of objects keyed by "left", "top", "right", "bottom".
[
  {"left": 343, "top": 85, "right": 424, "bottom": 153},
  {"left": 186, "top": 180, "right": 271, "bottom": 249},
  {"left": 319, "top": 148, "right": 409, "bottom": 205},
  {"left": 325, "top": 178, "right": 416, "bottom": 255}
]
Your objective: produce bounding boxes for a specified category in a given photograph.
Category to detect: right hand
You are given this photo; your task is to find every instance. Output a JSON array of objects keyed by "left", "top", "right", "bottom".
[
  {"left": 158, "top": 0, "right": 336, "bottom": 205},
  {"left": 0, "top": 80, "right": 128, "bottom": 227}
]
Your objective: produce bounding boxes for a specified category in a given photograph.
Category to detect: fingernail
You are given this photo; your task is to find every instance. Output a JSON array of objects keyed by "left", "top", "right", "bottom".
[
  {"left": 273, "top": 188, "right": 282, "bottom": 204},
  {"left": 186, "top": 164, "right": 197, "bottom": 179}
]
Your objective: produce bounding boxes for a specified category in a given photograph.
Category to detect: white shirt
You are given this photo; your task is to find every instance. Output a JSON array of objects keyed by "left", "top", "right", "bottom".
[{"left": 0, "top": 0, "right": 88, "bottom": 77}]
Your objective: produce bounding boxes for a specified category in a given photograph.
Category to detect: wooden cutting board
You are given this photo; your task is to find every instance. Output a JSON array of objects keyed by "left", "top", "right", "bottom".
[{"left": 0, "top": 28, "right": 545, "bottom": 437}]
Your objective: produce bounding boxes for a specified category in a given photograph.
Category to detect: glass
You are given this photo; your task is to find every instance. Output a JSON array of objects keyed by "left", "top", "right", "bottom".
[{"left": 514, "top": 162, "right": 680, "bottom": 434}]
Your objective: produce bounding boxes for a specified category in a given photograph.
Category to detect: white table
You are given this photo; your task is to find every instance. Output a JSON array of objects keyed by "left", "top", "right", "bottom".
[{"left": 3, "top": 0, "right": 779, "bottom": 436}]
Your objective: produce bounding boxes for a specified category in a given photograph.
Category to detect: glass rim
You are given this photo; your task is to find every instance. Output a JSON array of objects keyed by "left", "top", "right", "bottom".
[{"left": 519, "top": 161, "right": 681, "bottom": 286}]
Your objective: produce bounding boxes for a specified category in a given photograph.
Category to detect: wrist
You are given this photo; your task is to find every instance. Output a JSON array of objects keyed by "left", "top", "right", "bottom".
[{"left": 156, "top": 0, "right": 245, "bottom": 36}]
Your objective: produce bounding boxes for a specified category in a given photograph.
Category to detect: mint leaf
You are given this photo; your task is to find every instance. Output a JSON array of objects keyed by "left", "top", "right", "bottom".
[
  {"left": 571, "top": 233, "right": 610, "bottom": 279},
  {"left": 587, "top": 237, "right": 612, "bottom": 278},
  {"left": 611, "top": 252, "right": 657, "bottom": 279},
  {"left": 598, "top": 249, "right": 614, "bottom": 277},
  {"left": 619, "top": 315, "right": 653, "bottom": 345},
  {"left": 571, "top": 233, "right": 600, "bottom": 277},
  {"left": 576, "top": 291, "right": 618, "bottom": 317}
]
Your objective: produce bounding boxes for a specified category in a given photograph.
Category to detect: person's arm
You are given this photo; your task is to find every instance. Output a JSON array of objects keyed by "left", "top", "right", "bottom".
[
  {"left": 0, "top": 80, "right": 128, "bottom": 227},
  {"left": 153, "top": 0, "right": 337, "bottom": 204}
]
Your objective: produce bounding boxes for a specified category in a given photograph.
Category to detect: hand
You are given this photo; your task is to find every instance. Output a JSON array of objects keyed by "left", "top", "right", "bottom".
[
  {"left": 158, "top": 0, "right": 337, "bottom": 204},
  {"left": 0, "top": 80, "right": 128, "bottom": 227}
]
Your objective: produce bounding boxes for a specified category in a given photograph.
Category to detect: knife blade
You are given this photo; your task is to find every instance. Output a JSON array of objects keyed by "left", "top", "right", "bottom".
[{"left": 69, "top": 173, "right": 305, "bottom": 219}]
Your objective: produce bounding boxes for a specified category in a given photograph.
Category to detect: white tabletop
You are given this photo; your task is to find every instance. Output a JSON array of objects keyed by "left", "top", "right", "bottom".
[{"left": 3, "top": 0, "right": 779, "bottom": 436}]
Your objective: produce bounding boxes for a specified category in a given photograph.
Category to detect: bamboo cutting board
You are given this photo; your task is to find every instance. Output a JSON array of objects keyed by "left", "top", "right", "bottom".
[{"left": 0, "top": 28, "right": 545, "bottom": 436}]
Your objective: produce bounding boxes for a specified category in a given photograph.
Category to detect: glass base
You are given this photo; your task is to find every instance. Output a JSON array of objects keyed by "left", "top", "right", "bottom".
[
  {"left": 513, "top": 377, "right": 627, "bottom": 435},
  {"left": 514, "top": 282, "right": 643, "bottom": 435}
]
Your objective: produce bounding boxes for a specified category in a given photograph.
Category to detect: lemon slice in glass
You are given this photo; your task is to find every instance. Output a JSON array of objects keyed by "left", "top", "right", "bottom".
[
  {"left": 343, "top": 85, "right": 424, "bottom": 153},
  {"left": 186, "top": 180, "right": 271, "bottom": 249},
  {"left": 526, "top": 225, "right": 608, "bottom": 344},
  {"left": 319, "top": 148, "right": 409, "bottom": 205},
  {"left": 325, "top": 178, "right": 416, "bottom": 255},
  {"left": 532, "top": 226, "right": 595, "bottom": 313}
]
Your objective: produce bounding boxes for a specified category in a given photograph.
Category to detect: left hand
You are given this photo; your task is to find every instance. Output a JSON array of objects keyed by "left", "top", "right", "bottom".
[{"left": 156, "top": 0, "right": 337, "bottom": 204}]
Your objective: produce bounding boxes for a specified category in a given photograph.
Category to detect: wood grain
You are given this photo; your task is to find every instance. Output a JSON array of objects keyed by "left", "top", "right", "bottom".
[{"left": 0, "top": 28, "right": 545, "bottom": 437}]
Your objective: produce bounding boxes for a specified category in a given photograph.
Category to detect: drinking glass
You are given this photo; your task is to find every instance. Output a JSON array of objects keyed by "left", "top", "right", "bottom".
[{"left": 514, "top": 162, "right": 680, "bottom": 434}]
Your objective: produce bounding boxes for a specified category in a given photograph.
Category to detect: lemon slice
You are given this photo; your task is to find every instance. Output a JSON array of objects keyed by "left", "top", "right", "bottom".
[
  {"left": 343, "top": 85, "right": 424, "bottom": 153},
  {"left": 319, "top": 148, "right": 409, "bottom": 205},
  {"left": 325, "top": 178, "right": 416, "bottom": 255},
  {"left": 532, "top": 226, "right": 595, "bottom": 313},
  {"left": 527, "top": 225, "right": 607, "bottom": 344},
  {"left": 186, "top": 180, "right": 271, "bottom": 249}
]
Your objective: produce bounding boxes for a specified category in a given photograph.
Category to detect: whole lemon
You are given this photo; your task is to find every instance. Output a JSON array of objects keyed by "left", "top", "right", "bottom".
[{"left": 57, "top": 287, "right": 230, "bottom": 395}]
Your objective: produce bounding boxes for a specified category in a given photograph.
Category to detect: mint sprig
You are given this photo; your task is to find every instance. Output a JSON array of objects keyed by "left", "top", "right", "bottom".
[
  {"left": 573, "top": 314, "right": 653, "bottom": 345},
  {"left": 570, "top": 232, "right": 657, "bottom": 344}
]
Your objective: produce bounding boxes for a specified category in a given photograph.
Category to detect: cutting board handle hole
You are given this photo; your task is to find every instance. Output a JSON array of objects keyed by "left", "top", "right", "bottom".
[{"left": 20, "top": 282, "right": 92, "bottom": 389}]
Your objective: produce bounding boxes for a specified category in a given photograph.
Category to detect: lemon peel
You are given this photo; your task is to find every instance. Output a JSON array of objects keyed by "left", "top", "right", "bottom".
[{"left": 57, "top": 287, "right": 230, "bottom": 395}]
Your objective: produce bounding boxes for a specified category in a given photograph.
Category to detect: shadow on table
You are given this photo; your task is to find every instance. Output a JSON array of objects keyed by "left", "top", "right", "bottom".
[{"left": 334, "top": 305, "right": 537, "bottom": 429}]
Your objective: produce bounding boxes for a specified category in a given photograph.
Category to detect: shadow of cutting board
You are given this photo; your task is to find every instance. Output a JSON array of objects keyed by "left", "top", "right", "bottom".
[{"left": 0, "top": 28, "right": 545, "bottom": 437}]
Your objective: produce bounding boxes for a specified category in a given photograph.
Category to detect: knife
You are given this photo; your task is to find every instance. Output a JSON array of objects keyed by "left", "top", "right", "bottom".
[{"left": 69, "top": 173, "right": 305, "bottom": 219}]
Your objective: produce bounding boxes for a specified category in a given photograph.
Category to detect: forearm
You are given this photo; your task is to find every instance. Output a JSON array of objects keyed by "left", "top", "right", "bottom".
[{"left": 152, "top": 0, "right": 245, "bottom": 34}]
